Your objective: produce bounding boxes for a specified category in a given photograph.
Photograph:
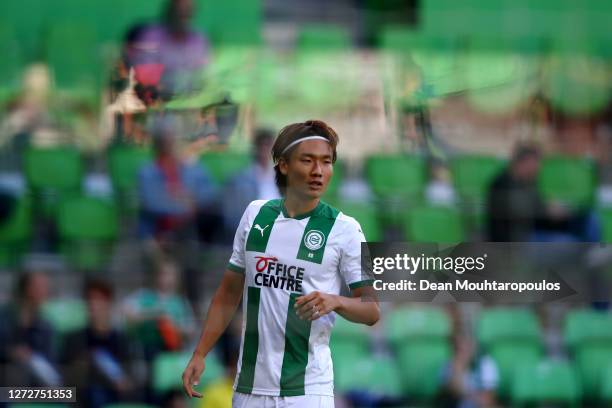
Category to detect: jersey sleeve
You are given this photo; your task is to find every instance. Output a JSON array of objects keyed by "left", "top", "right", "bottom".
[
  {"left": 339, "top": 218, "right": 374, "bottom": 290},
  {"left": 227, "top": 205, "right": 250, "bottom": 274}
]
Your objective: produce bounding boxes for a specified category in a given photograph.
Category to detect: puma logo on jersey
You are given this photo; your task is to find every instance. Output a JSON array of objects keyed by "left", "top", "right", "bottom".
[{"left": 254, "top": 224, "right": 269, "bottom": 237}]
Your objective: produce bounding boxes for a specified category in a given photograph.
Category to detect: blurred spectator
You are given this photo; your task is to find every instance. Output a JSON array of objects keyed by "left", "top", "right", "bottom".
[
  {"left": 0, "top": 271, "right": 60, "bottom": 387},
  {"left": 137, "top": 114, "right": 218, "bottom": 244},
  {"left": 439, "top": 335, "right": 499, "bottom": 408},
  {"left": 61, "top": 279, "right": 134, "bottom": 408},
  {"left": 0, "top": 65, "right": 57, "bottom": 168},
  {"left": 222, "top": 128, "right": 280, "bottom": 239},
  {"left": 122, "top": 257, "right": 195, "bottom": 361},
  {"left": 487, "top": 143, "right": 600, "bottom": 242},
  {"left": 425, "top": 159, "right": 456, "bottom": 207},
  {"left": 122, "top": 0, "right": 210, "bottom": 102}
]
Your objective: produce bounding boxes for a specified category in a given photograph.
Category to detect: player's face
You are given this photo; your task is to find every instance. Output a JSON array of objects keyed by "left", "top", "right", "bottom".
[{"left": 281, "top": 140, "right": 333, "bottom": 200}]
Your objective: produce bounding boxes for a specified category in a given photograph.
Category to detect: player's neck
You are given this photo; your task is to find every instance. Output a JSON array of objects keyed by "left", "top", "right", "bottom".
[{"left": 283, "top": 194, "right": 320, "bottom": 218}]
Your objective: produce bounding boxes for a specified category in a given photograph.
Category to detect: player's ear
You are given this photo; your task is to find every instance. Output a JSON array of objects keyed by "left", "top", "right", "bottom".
[{"left": 278, "top": 157, "right": 289, "bottom": 176}]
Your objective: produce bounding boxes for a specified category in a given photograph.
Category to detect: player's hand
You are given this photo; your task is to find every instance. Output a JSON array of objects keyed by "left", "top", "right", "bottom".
[
  {"left": 182, "top": 354, "right": 205, "bottom": 398},
  {"left": 294, "top": 291, "right": 340, "bottom": 321}
]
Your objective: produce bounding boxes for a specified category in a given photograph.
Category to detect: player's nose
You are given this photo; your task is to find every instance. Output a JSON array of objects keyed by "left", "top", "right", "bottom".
[{"left": 311, "top": 160, "right": 323, "bottom": 176}]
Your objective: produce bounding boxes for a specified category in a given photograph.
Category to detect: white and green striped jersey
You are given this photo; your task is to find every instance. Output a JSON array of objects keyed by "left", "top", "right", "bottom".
[{"left": 227, "top": 199, "right": 372, "bottom": 397}]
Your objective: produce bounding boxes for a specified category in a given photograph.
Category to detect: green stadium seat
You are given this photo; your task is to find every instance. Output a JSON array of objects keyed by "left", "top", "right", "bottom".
[
  {"left": 108, "top": 146, "right": 153, "bottom": 191},
  {"left": 45, "top": 23, "right": 101, "bottom": 105},
  {"left": 464, "top": 51, "right": 539, "bottom": 114},
  {"left": 0, "top": 0, "right": 44, "bottom": 62},
  {"left": 0, "top": 22, "right": 23, "bottom": 102},
  {"left": 335, "top": 354, "right": 403, "bottom": 397},
  {"left": 564, "top": 309, "right": 612, "bottom": 350},
  {"left": 153, "top": 351, "right": 223, "bottom": 393},
  {"left": 57, "top": 196, "right": 118, "bottom": 270},
  {"left": 564, "top": 309, "right": 612, "bottom": 400},
  {"left": 108, "top": 0, "right": 165, "bottom": 44},
  {"left": 538, "top": 156, "right": 596, "bottom": 209},
  {"left": 365, "top": 154, "right": 426, "bottom": 208},
  {"left": 491, "top": 342, "right": 542, "bottom": 399},
  {"left": 397, "top": 341, "right": 451, "bottom": 401},
  {"left": 42, "top": 298, "right": 87, "bottom": 334},
  {"left": 297, "top": 25, "right": 352, "bottom": 51},
  {"left": 478, "top": 308, "right": 543, "bottom": 398},
  {"left": 24, "top": 147, "right": 83, "bottom": 217},
  {"left": 575, "top": 344, "right": 612, "bottom": 402},
  {"left": 25, "top": 147, "right": 83, "bottom": 192},
  {"left": 602, "top": 364, "right": 612, "bottom": 403},
  {"left": 512, "top": 359, "right": 581, "bottom": 406},
  {"left": 294, "top": 25, "right": 357, "bottom": 111},
  {"left": 601, "top": 210, "right": 612, "bottom": 244},
  {"left": 450, "top": 155, "right": 505, "bottom": 229},
  {"left": 108, "top": 146, "right": 153, "bottom": 211},
  {"left": 330, "top": 316, "right": 371, "bottom": 392},
  {"left": 450, "top": 155, "right": 505, "bottom": 205},
  {"left": 337, "top": 201, "right": 382, "bottom": 242},
  {"left": 196, "top": 0, "right": 262, "bottom": 46},
  {"left": 403, "top": 205, "right": 465, "bottom": 243},
  {"left": 386, "top": 306, "right": 451, "bottom": 345},
  {"left": 0, "top": 196, "right": 31, "bottom": 268},
  {"left": 386, "top": 307, "right": 451, "bottom": 400},
  {"left": 199, "top": 151, "right": 250, "bottom": 186},
  {"left": 478, "top": 307, "right": 541, "bottom": 348}
]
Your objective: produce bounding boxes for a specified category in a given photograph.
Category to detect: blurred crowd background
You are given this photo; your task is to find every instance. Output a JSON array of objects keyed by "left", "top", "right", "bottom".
[{"left": 0, "top": 0, "right": 611, "bottom": 407}]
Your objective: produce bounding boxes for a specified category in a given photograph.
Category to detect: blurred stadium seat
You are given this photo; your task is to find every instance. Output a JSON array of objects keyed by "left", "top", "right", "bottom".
[
  {"left": 330, "top": 316, "right": 371, "bottom": 393},
  {"left": 44, "top": 23, "right": 102, "bottom": 106},
  {"left": 335, "top": 201, "right": 382, "bottom": 242},
  {"left": 365, "top": 154, "right": 426, "bottom": 226},
  {"left": 478, "top": 307, "right": 543, "bottom": 398},
  {"left": 365, "top": 155, "right": 425, "bottom": 202},
  {"left": 386, "top": 306, "right": 451, "bottom": 401},
  {"left": 108, "top": 145, "right": 153, "bottom": 213},
  {"left": 24, "top": 147, "right": 83, "bottom": 217},
  {"left": 512, "top": 358, "right": 581, "bottom": 406},
  {"left": 450, "top": 155, "right": 505, "bottom": 206},
  {"left": 403, "top": 205, "right": 465, "bottom": 243},
  {"left": 564, "top": 309, "right": 612, "bottom": 402},
  {"left": 0, "top": 22, "right": 23, "bottom": 103},
  {"left": 602, "top": 364, "right": 612, "bottom": 403},
  {"left": 57, "top": 196, "right": 119, "bottom": 270},
  {"left": 538, "top": 156, "right": 597, "bottom": 209},
  {"left": 196, "top": 0, "right": 262, "bottom": 46},
  {"left": 297, "top": 25, "right": 352, "bottom": 51},
  {"left": 386, "top": 306, "right": 451, "bottom": 343}
]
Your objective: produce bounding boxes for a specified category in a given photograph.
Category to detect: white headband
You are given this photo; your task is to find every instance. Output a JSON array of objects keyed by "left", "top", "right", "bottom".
[{"left": 278, "top": 136, "right": 330, "bottom": 161}]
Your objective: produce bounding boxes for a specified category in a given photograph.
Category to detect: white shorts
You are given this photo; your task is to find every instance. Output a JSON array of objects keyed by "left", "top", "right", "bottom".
[{"left": 232, "top": 392, "right": 335, "bottom": 408}]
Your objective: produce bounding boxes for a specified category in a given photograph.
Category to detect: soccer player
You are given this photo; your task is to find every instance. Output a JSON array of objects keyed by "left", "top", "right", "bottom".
[{"left": 182, "top": 120, "right": 379, "bottom": 407}]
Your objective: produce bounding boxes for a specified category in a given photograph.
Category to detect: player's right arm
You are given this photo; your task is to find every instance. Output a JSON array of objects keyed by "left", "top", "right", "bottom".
[{"left": 182, "top": 268, "right": 244, "bottom": 398}]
